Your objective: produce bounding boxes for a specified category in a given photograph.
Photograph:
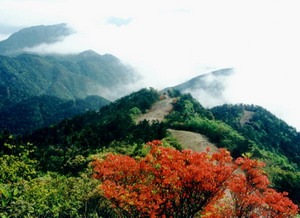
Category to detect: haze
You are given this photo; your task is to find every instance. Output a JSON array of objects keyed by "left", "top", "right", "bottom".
[{"left": 1, "top": 0, "right": 300, "bottom": 130}]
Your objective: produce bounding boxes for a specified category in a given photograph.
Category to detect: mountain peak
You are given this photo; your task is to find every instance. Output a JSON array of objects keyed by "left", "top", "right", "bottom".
[
  {"left": 78, "top": 50, "right": 100, "bottom": 58},
  {"left": 0, "top": 23, "right": 73, "bottom": 55},
  {"left": 211, "top": 68, "right": 234, "bottom": 76}
]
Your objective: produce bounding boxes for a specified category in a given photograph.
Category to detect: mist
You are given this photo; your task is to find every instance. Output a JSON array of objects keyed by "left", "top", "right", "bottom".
[
  {"left": 0, "top": 34, "right": 9, "bottom": 41},
  {"left": 1, "top": 0, "right": 300, "bottom": 130}
]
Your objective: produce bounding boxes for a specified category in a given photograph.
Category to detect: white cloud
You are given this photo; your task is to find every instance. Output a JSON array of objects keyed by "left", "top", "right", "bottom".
[
  {"left": 0, "top": 34, "right": 10, "bottom": 41},
  {"left": 1, "top": 0, "right": 300, "bottom": 129}
]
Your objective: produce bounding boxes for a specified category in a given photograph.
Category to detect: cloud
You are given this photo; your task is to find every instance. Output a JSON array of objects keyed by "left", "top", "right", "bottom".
[
  {"left": 1, "top": 0, "right": 300, "bottom": 129},
  {"left": 106, "top": 17, "right": 133, "bottom": 27},
  {"left": 0, "top": 34, "right": 10, "bottom": 41}
]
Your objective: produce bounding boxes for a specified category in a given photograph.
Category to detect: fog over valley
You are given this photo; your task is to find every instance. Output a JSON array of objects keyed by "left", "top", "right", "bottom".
[{"left": 1, "top": 0, "right": 300, "bottom": 130}]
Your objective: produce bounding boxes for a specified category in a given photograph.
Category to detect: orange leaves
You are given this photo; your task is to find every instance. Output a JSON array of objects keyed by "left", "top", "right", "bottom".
[
  {"left": 263, "top": 188, "right": 299, "bottom": 217},
  {"left": 91, "top": 140, "right": 298, "bottom": 217},
  {"left": 225, "top": 157, "right": 299, "bottom": 217}
]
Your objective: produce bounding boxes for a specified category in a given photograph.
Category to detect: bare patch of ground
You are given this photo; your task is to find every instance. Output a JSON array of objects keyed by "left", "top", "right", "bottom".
[
  {"left": 240, "top": 110, "right": 255, "bottom": 125},
  {"left": 168, "top": 129, "right": 218, "bottom": 152},
  {"left": 136, "top": 97, "right": 174, "bottom": 123},
  {"left": 136, "top": 95, "right": 218, "bottom": 153}
]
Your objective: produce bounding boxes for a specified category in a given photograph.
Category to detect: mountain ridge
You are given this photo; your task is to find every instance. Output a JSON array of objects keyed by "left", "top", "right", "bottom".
[
  {"left": 0, "top": 95, "right": 110, "bottom": 135},
  {"left": 167, "top": 68, "right": 234, "bottom": 107},
  {"left": 0, "top": 23, "right": 73, "bottom": 56}
]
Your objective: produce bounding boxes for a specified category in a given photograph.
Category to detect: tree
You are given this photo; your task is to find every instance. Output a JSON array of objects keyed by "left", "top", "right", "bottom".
[{"left": 91, "top": 140, "right": 298, "bottom": 217}]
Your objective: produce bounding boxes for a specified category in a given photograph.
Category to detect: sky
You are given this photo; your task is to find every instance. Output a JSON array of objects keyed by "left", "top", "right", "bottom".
[{"left": 0, "top": 0, "right": 300, "bottom": 130}]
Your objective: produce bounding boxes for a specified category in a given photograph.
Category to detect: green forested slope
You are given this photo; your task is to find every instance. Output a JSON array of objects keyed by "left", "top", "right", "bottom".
[
  {"left": 1, "top": 89, "right": 299, "bottom": 217},
  {"left": 0, "top": 50, "right": 138, "bottom": 134},
  {"left": 211, "top": 104, "right": 300, "bottom": 166},
  {"left": 0, "top": 95, "right": 110, "bottom": 135},
  {"left": 0, "top": 51, "right": 137, "bottom": 109},
  {"left": 26, "top": 88, "right": 165, "bottom": 173}
]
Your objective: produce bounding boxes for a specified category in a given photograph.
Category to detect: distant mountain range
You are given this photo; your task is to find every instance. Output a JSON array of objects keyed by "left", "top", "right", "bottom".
[
  {"left": 0, "top": 23, "right": 73, "bottom": 56},
  {"left": 0, "top": 24, "right": 139, "bottom": 134}
]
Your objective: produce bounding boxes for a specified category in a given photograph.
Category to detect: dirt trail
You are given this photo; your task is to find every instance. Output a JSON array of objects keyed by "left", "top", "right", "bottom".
[
  {"left": 168, "top": 129, "right": 218, "bottom": 152},
  {"left": 136, "top": 97, "right": 174, "bottom": 123},
  {"left": 136, "top": 95, "right": 217, "bottom": 152}
]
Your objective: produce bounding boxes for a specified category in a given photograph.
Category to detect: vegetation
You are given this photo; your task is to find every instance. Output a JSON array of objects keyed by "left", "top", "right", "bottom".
[
  {"left": 25, "top": 88, "right": 163, "bottom": 174},
  {"left": 166, "top": 94, "right": 254, "bottom": 157},
  {"left": 1, "top": 89, "right": 299, "bottom": 216},
  {"left": 0, "top": 88, "right": 168, "bottom": 217},
  {"left": 211, "top": 104, "right": 300, "bottom": 204},
  {"left": 0, "top": 48, "right": 139, "bottom": 134},
  {"left": 0, "top": 95, "right": 110, "bottom": 135},
  {"left": 0, "top": 139, "right": 115, "bottom": 217},
  {"left": 0, "top": 51, "right": 136, "bottom": 109},
  {"left": 211, "top": 104, "right": 300, "bottom": 166},
  {"left": 91, "top": 140, "right": 298, "bottom": 217}
]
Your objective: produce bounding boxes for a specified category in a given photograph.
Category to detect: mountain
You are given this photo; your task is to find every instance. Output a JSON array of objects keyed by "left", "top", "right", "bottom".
[
  {"left": 26, "top": 88, "right": 162, "bottom": 171},
  {"left": 0, "top": 50, "right": 138, "bottom": 107},
  {"left": 0, "top": 24, "right": 139, "bottom": 134},
  {"left": 211, "top": 104, "right": 300, "bottom": 166},
  {"left": 210, "top": 103, "right": 300, "bottom": 203},
  {"left": 0, "top": 23, "right": 73, "bottom": 55},
  {"left": 1, "top": 88, "right": 299, "bottom": 216},
  {"left": 0, "top": 95, "right": 109, "bottom": 135},
  {"left": 0, "top": 51, "right": 138, "bottom": 134},
  {"left": 56, "top": 50, "right": 139, "bottom": 93},
  {"left": 167, "top": 68, "right": 234, "bottom": 107},
  {"left": 22, "top": 88, "right": 299, "bottom": 205}
]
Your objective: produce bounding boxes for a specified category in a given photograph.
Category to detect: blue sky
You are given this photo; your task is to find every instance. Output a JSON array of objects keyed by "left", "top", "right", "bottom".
[{"left": 1, "top": 0, "right": 300, "bottom": 130}]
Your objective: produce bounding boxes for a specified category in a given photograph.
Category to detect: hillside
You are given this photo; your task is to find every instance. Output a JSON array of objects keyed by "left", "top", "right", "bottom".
[
  {"left": 211, "top": 104, "right": 300, "bottom": 203},
  {"left": 211, "top": 104, "right": 300, "bottom": 166},
  {"left": 0, "top": 24, "right": 140, "bottom": 135},
  {"left": 1, "top": 89, "right": 299, "bottom": 216},
  {"left": 0, "top": 23, "right": 73, "bottom": 56},
  {"left": 0, "top": 95, "right": 109, "bottom": 135},
  {"left": 0, "top": 51, "right": 137, "bottom": 108},
  {"left": 135, "top": 93, "right": 217, "bottom": 153},
  {"left": 136, "top": 94, "right": 174, "bottom": 123},
  {"left": 0, "top": 49, "right": 139, "bottom": 134}
]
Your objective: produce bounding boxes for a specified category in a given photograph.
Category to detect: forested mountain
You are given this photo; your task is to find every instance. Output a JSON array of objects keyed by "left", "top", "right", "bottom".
[
  {"left": 0, "top": 23, "right": 73, "bottom": 56},
  {"left": 0, "top": 88, "right": 299, "bottom": 216},
  {"left": 0, "top": 24, "right": 139, "bottom": 135},
  {"left": 0, "top": 95, "right": 109, "bottom": 135},
  {"left": 210, "top": 104, "right": 300, "bottom": 204},
  {"left": 24, "top": 90, "right": 300, "bottom": 203},
  {"left": 0, "top": 48, "right": 139, "bottom": 133},
  {"left": 25, "top": 88, "right": 164, "bottom": 172},
  {"left": 211, "top": 104, "right": 300, "bottom": 165},
  {"left": 0, "top": 24, "right": 298, "bottom": 217},
  {"left": 0, "top": 51, "right": 137, "bottom": 109}
]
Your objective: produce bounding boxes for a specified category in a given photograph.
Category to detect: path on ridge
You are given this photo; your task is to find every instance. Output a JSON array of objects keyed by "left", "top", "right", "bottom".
[
  {"left": 136, "top": 95, "right": 218, "bottom": 152},
  {"left": 168, "top": 129, "right": 218, "bottom": 152},
  {"left": 136, "top": 96, "right": 174, "bottom": 123}
]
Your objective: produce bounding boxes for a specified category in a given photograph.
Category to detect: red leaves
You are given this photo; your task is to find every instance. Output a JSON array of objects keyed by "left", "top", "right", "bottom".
[
  {"left": 263, "top": 188, "right": 299, "bottom": 217},
  {"left": 219, "top": 157, "right": 299, "bottom": 217},
  {"left": 91, "top": 140, "right": 299, "bottom": 217}
]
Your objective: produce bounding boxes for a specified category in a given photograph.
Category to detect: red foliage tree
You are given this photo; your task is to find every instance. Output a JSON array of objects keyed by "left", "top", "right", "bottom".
[{"left": 91, "top": 140, "right": 298, "bottom": 217}]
